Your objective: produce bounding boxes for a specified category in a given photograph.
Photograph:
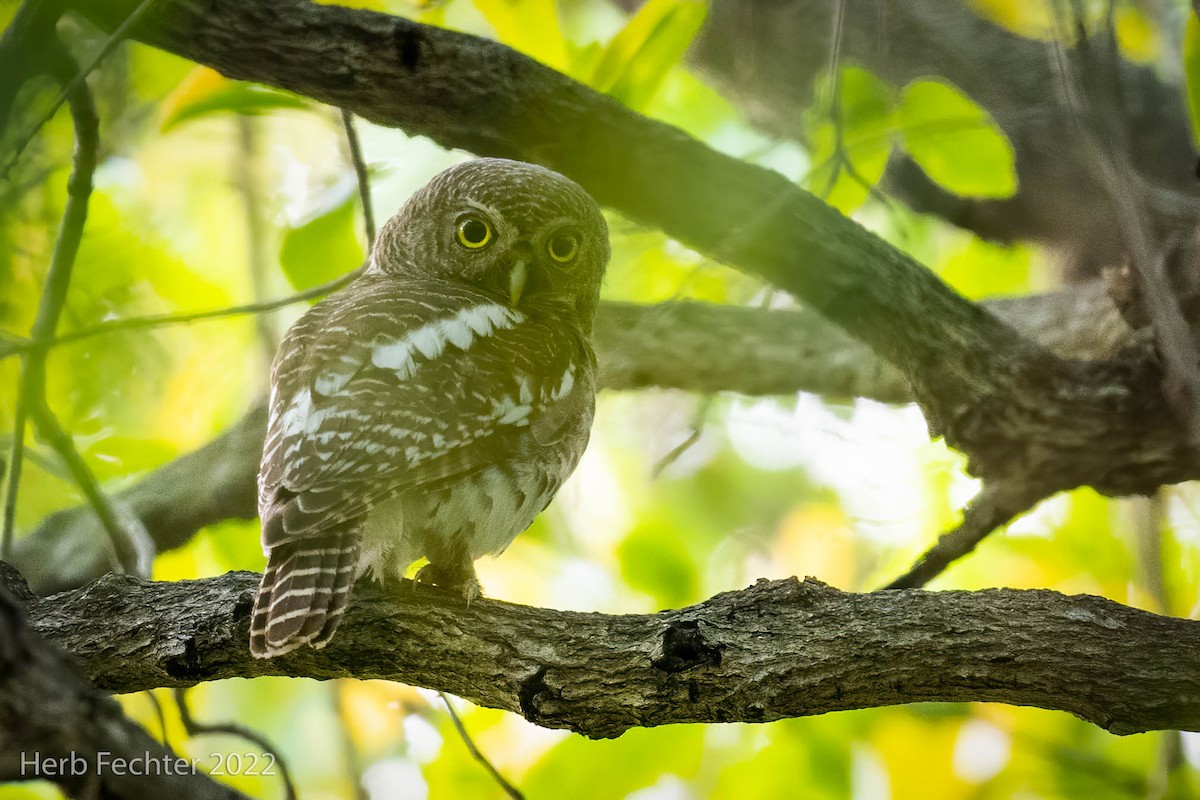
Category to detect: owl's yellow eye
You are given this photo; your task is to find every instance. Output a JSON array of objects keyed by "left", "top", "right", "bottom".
[
  {"left": 456, "top": 216, "right": 493, "bottom": 249},
  {"left": 547, "top": 231, "right": 580, "bottom": 263}
]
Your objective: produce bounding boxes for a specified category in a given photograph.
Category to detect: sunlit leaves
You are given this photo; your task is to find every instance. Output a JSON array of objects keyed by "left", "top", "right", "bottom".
[
  {"left": 279, "top": 186, "right": 364, "bottom": 292},
  {"left": 617, "top": 521, "right": 698, "bottom": 607},
  {"left": 966, "top": 0, "right": 1058, "bottom": 40},
  {"left": 1184, "top": 14, "right": 1200, "bottom": 150},
  {"left": 806, "top": 66, "right": 896, "bottom": 213},
  {"left": 473, "top": 0, "right": 572, "bottom": 72},
  {"left": 897, "top": 78, "right": 1018, "bottom": 199},
  {"left": 158, "top": 67, "right": 310, "bottom": 132},
  {"left": 936, "top": 235, "right": 1031, "bottom": 300},
  {"left": 588, "top": 0, "right": 706, "bottom": 111}
]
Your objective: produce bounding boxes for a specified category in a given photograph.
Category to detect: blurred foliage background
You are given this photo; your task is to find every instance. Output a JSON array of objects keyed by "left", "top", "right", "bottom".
[{"left": 3, "top": 0, "right": 1200, "bottom": 797}]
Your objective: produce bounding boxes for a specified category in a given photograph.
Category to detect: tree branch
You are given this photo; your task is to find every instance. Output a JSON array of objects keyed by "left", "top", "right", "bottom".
[
  {"left": 68, "top": 0, "right": 1038, "bottom": 409},
  {"left": 11, "top": 286, "right": 1137, "bottom": 596},
  {"left": 690, "top": 0, "right": 1199, "bottom": 279},
  {"left": 61, "top": 0, "right": 1200, "bottom": 511},
  {"left": 0, "top": 565, "right": 248, "bottom": 799},
  {"left": 17, "top": 566, "right": 1200, "bottom": 740}
]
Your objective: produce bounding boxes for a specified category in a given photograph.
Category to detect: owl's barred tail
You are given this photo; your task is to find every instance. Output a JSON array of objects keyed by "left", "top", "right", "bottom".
[{"left": 249, "top": 530, "right": 360, "bottom": 658}]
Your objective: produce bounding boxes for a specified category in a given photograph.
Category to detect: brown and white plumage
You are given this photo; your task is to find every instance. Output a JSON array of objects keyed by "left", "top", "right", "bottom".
[{"left": 250, "top": 159, "right": 609, "bottom": 658}]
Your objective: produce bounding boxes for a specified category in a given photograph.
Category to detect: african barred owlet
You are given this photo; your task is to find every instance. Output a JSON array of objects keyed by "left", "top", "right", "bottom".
[{"left": 250, "top": 158, "right": 609, "bottom": 658}]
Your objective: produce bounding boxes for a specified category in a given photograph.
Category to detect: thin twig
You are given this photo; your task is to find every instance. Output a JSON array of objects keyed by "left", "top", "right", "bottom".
[
  {"left": 818, "top": 0, "right": 849, "bottom": 200},
  {"left": 173, "top": 688, "right": 298, "bottom": 800},
  {"left": 340, "top": 108, "right": 376, "bottom": 246},
  {"left": 1, "top": 404, "right": 28, "bottom": 560},
  {"left": 144, "top": 689, "right": 171, "bottom": 750},
  {"left": 884, "top": 485, "right": 1033, "bottom": 589},
  {"left": 8, "top": 43, "right": 152, "bottom": 576},
  {"left": 652, "top": 396, "right": 712, "bottom": 478},
  {"left": 40, "top": 267, "right": 363, "bottom": 350},
  {"left": 438, "top": 692, "right": 524, "bottom": 800},
  {"left": 234, "top": 115, "right": 278, "bottom": 363},
  {"left": 0, "top": 0, "right": 160, "bottom": 179}
]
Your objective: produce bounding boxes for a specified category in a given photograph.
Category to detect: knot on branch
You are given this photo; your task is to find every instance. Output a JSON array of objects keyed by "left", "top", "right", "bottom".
[{"left": 651, "top": 620, "right": 721, "bottom": 673}]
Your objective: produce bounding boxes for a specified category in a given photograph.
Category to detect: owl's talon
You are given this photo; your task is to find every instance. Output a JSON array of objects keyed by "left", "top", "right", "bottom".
[{"left": 413, "top": 562, "right": 481, "bottom": 605}]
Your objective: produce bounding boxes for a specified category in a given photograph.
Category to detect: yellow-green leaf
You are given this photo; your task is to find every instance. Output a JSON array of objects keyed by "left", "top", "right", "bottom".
[
  {"left": 1184, "top": 13, "right": 1200, "bottom": 149},
  {"left": 898, "top": 78, "right": 1017, "bottom": 198},
  {"left": 590, "top": 0, "right": 706, "bottom": 111},
  {"left": 159, "top": 67, "right": 309, "bottom": 132},
  {"left": 473, "top": 0, "right": 570, "bottom": 72},
  {"left": 280, "top": 195, "right": 363, "bottom": 293},
  {"left": 806, "top": 66, "right": 897, "bottom": 213}
]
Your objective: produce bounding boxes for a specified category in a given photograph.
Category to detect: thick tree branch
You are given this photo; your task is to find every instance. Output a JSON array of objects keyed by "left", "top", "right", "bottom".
[
  {"left": 17, "top": 567, "right": 1200, "bottom": 740},
  {"left": 0, "top": 565, "right": 248, "bottom": 799},
  {"left": 69, "top": 0, "right": 1039, "bottom": 406},
  {"left": 60, "top": 0, "right": 1200, "bottom": 510}
]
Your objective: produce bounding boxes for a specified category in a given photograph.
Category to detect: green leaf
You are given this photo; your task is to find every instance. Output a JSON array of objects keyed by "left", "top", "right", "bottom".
[
  {"left": 936, "top": 235, "right": 1031, "bottom": 300},
  {"left": 897, "top": 78, "right": 1018, "bottom": 198},
  {"left": 160, "top": 68, "right": 310, "bottom": 132},
  {"left": 524, "top": 726, "right": 704, "bottom": 799},
  {"left": 590, "top": 0, "right": 706, "bottom": 111},
  {"left": 806, "top": 66, "right": 897, "bottom": 213},
  {"left": 473, "top": 0, "right": 571, "bottom": 72},
  {"left": 279, "top": 192, "right": 364, "bottom": 293},
  {"left": 616, "top": 521, "right": 698, "bottom": 608},
  {"left": 1184, "top": 13, "right": 1200, "bottom": 149}
]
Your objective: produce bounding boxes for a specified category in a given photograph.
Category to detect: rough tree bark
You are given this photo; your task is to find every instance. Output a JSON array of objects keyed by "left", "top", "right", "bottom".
[
  {"left": 0, "top": 566, "right": 248, "bottom": 799},
  {"left": 12, "top": 566, "right": 1200, "bottom": 740}
]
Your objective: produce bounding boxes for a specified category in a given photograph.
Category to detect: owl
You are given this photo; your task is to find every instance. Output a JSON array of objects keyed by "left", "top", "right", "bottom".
[{"left": 250, "top": 158, "right": 609, "bottom": 658}]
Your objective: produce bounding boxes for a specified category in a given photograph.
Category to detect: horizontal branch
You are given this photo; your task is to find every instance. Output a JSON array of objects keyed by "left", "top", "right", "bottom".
[
  {"left": 11, "top": 290, "right": 1134, "bottom": 595},
  {"left": 19, "top": 567, "right": 1200, "bottom": 739}
]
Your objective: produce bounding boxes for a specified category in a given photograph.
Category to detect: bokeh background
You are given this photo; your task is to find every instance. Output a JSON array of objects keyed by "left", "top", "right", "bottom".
[{"left": 4, "top": 0, "right": 1200, "bottom": 797}]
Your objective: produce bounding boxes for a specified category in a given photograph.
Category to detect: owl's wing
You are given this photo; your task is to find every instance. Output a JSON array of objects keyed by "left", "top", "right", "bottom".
[{"left": 259, "top": 273, "right": 590, "bottom": 547}]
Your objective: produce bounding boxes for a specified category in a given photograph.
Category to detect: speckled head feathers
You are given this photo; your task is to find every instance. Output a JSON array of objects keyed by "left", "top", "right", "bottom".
[{"left": 371, "top": 158, "right": 609, "bottom": 324}]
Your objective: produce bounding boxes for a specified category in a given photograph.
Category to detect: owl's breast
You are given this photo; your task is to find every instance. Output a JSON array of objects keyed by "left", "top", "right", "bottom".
[{"left": 359, "top": 357, "right": 596, "bottom": 578}]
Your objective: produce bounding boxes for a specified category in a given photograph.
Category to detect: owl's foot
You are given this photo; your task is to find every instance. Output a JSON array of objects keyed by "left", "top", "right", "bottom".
[{"left": 413, "top": 562, "right": 482, "bottom": 605}]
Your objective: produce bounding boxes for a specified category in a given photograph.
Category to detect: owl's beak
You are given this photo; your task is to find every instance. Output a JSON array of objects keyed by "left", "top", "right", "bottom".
[{"left": 508, "top": 259, "right": 528, "bottom": 307}]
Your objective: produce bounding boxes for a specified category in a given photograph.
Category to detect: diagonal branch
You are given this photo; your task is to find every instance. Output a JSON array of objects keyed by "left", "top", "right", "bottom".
[
  {"left": 62, "top": 0, "right": 1200, "bottom": 511},
  {"left": 0, "top": 565, "right": 249, "bottom": 799},
  {"left": 885, "top": 483, "right": 1037, "bottom": 589},
  {"left": 66, "top": 0, "right": 1041, "bottom": 410},
  {"left": 17, "top": 566, "right": 1200, "bottom": 739}
]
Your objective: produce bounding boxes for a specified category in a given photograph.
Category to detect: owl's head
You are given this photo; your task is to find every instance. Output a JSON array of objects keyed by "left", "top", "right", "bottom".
[{"left": 372, "top": 158, "right": 610, "bottom": 326}]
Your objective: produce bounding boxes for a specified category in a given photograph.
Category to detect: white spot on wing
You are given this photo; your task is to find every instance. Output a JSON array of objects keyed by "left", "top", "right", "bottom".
[
  {"left": 551, "top": 363, "right": 576, "bottom": 402},
  {"left": 370, "top": 303, "right": 524, "bottom": 381}
]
